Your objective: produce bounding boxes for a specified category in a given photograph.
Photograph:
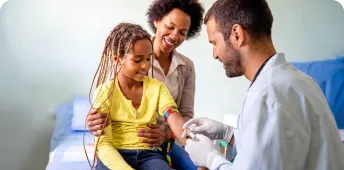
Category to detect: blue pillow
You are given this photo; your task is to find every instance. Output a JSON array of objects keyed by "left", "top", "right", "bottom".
[
  {"left": 71, "top": 96, "right": 91, "bottom": 132},
  {"left": 318, "top": 68, "right": 344, "bottom": 129},
  {"left": 50, "top": 102, "right": 73, "bottom": 151},
  {"left": 292, "top": 59, "right": 343, "bottom": 83},
  {"left": 292, "top": 58, "right": 344, "bottom": 128},
  {"left": 335, "top": 56, "right": 344, "bottom": 63}
]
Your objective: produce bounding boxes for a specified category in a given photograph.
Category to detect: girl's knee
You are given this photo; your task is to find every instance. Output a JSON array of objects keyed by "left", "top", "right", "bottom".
[{"left": 95, "top": 160, "right": 110, "bottom": 170}]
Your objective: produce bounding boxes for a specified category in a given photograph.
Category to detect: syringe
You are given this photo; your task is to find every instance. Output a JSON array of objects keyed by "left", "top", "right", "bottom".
[{"left": 184, "top": 129, "right": 199, "bottom": 141}]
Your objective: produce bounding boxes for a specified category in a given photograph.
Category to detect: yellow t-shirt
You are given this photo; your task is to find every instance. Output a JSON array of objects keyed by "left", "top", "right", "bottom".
[{"left": 93, "top": 76, "right": 177, "bottom": 170}]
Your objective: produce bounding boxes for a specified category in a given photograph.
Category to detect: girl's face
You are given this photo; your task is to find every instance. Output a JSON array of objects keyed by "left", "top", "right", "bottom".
[
  {"left": 118, "top": 39, "right": 153, "bottom": 82},
  {"left": 154, "top": 8, "right": 191, "bottom": 54}
]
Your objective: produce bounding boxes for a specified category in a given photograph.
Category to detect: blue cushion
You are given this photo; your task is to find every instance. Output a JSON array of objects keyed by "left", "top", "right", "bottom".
[
  {"left": 71, "top": 96, "right": 91, "bottom": 131},
  {"left": 292, "top": 57, "right": 344, "bottom": 83},
  {"left": 319, "top": 70, "right": 344, "bottom": 128},
  {"left": 292, "top": 57, "right": 344, "bottom": 128},
  {"left": 335, "top": 56, "right": 344, "bottom": 63}
]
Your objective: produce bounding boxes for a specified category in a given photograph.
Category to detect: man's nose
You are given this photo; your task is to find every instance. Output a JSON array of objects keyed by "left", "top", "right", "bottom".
[{"left": 213, "top": 51, "right": 218, "bottom": 60}]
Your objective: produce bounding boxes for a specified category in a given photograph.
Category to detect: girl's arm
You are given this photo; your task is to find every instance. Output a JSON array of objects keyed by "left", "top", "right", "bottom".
[
  {"left": 93, "top": 86, "right": 133, "bottom": 170},
  {"left": 157, "top": 82, "right": 187, "bottom": 146},
  {"left": 95, "top": 124, "right": 133, "bottom": 170},
  {"left": 164, "top": 107, "right": 187, "bottom": 145}
]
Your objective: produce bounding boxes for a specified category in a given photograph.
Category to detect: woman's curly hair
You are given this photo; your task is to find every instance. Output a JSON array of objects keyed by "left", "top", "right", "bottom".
[{"left": 147, "top": 0, "right": 204, "bottom": 40}]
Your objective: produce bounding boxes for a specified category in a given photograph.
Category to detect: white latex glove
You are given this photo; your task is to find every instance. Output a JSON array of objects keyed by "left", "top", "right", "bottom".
[
  {"left": 185, "top": 134, "right": 223, "bottom": 168},
  {"left": 182, "top": 117, "right": 234, "bottom": 143}
]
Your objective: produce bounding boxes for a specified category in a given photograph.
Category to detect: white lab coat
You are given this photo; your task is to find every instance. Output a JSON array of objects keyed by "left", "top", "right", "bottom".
[{"left": 210, "top": 53, "right": 344, "bottom": 170}]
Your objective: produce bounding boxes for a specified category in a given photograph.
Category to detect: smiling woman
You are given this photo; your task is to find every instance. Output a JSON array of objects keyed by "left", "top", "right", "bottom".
[{"left": 146, "top": 0, "right": 203, "bottom": 121}]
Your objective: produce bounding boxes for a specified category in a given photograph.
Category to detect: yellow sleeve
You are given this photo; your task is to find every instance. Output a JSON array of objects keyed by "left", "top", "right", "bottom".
[
  {"left": 157, "top": 83, "right": 177, "bottom": 116},
  {"left": 92, "top": 85, "right": 109, "bottom": 114},
  {"left": 93, "top": 85, "right": 134, "bottom": 170}
]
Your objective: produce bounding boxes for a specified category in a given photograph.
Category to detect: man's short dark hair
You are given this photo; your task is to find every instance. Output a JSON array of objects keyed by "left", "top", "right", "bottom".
[
  {"left": 204, "top": 0, "right": 273, "bottom": 42},
  {"left": 147, "top": 0, "right": 204, "bottom": 40}
]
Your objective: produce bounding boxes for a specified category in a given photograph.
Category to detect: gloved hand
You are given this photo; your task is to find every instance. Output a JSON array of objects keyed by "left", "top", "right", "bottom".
[
  {"left": 182, "top": 117, "right": 234, "bottom": 143},
  {"left": 185, "top": 134, "right": 223, "bottom": 168}
]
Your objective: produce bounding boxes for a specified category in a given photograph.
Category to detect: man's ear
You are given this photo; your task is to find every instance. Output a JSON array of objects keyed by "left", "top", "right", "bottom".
[{"left": 231, "top": 24, "right": 245, "bottom": 48}]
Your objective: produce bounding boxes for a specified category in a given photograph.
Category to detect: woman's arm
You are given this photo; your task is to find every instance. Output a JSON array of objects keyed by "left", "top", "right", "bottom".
[
  {"left": 138, "top": 123, "right": 170, "bottom": 147},
  {"left": 178, "top": 62, "right": 196, "bottom": 122}
]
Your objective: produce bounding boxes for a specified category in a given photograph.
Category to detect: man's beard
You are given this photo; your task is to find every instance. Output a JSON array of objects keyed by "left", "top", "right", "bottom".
[{"left": 223, "top": 42, "right": 243, "bottom": 78}]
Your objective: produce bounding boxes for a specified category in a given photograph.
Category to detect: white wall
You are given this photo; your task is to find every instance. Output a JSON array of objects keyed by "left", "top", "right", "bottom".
[{"left": 0, "top": 0, "right": 343, "bottom": 169}]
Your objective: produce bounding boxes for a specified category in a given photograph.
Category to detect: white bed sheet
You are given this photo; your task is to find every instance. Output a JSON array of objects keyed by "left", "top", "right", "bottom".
[
  {"left": 339, "top": 129, "right": 344, "bottom": 143},
  {"left": 46, "top": 132, "right": 96, "bottom": 170}
]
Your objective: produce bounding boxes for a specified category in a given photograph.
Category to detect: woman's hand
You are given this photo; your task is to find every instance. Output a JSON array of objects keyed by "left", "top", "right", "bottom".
[
  {"left": 86, "top": 108, "right": 110, "bottom": 137},
  {"left": 138, "top": 124, "right": 171, "bottom": 147}
]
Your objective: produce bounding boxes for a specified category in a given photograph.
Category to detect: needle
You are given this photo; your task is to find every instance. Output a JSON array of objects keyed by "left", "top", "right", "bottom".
[{"left": 184, "top": 129, "right": 199, "bottom": 141}]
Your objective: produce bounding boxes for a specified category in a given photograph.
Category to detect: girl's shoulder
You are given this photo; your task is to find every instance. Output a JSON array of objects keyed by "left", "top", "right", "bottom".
[
  {"left": 143, "top": 76, "right": 163, "bottom": 87},
  {"left": 94, "top": 80, "right": 116, "bottom": 95}
]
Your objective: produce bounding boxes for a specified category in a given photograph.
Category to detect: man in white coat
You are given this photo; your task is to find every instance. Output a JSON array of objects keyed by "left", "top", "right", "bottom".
[{"left": 182, "top": 0, "right": 344, "bottom": 169}]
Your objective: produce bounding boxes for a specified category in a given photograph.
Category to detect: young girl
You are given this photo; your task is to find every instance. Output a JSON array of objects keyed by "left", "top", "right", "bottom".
[{"left": 90, "top": 23, "right": 187, "bottom": 170}]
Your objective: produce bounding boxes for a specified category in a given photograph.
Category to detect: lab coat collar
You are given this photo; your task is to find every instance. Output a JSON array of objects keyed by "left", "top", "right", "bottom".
[
  {"left": 247, "top": 53, "right": 287, "bottom": 91},
  {"left": 259, "top": 53, "right": 287, "bottom": 77}
]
